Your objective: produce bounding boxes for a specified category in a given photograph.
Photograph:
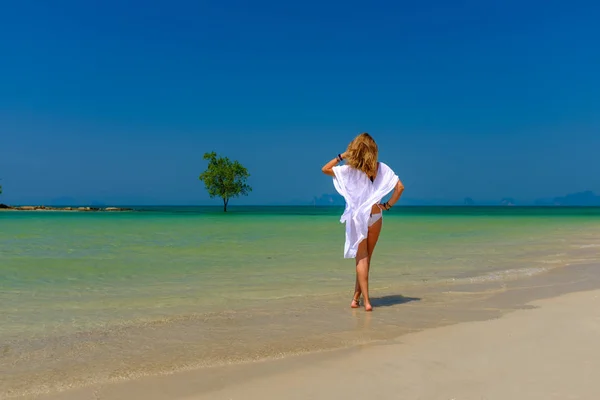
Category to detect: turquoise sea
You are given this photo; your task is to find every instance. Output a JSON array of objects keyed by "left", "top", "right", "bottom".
[{"left": 2, "top": 206, "right": 600, "bottom": 398}]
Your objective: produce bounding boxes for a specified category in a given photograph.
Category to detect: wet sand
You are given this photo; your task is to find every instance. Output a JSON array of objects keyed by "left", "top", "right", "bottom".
[
  {"left": 30, "top": 263, "right": 600, "bottom": 400},
  {"left": 186, "top": 289, "right": 600, "bottom": 400}
]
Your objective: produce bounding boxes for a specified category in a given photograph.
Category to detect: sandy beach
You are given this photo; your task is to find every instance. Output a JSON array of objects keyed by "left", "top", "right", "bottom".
[
  {"left": 35, "top": 285, "right": 600, "bottom": 400},
  {"left": 196, "top": 289, "right": 599, "bottom": 400}
]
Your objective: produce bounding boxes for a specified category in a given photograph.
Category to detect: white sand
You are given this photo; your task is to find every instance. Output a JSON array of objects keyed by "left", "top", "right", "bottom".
[
  {"left": 40, "top": 289, "right": 600, "bottom": 400},
  {"left": 188, "top": 289, "right": 600, "bottom": 400}
]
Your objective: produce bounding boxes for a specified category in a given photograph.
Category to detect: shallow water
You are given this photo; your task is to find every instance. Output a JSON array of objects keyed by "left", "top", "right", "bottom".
[{"left": 1, "top": 206, "right": 600, "bottom": 398}]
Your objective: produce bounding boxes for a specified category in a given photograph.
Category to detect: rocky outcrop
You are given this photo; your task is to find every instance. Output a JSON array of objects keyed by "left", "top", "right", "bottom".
[{"left": 0, "top": 205, "right": 133, "bottom": 212}]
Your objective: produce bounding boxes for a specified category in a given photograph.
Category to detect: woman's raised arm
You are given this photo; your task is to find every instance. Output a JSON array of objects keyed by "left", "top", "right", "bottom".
[
  {"left": 321, "top": 152, "right": 346, "bottom": 177},
  {"left": 381, "top": 179, "right": 405, "bottom": 210}
]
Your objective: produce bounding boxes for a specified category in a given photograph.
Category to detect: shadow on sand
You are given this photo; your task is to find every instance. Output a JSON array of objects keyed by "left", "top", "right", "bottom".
[{"left": 370, "top": 295, "right": 421, "bottom": 308}]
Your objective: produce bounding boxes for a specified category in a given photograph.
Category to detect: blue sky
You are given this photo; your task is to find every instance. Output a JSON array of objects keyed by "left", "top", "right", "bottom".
[{"left": 1, "top": 0, "right": 599, "bottom": 205}]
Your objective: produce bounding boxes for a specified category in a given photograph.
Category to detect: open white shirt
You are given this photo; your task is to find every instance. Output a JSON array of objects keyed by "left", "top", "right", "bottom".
[{"left": 332, "top": 162, "right": 399, "bottom": 258}]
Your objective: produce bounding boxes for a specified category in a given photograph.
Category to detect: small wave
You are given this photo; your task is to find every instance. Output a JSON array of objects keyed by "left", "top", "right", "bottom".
[
  {"left": 450, "top": 267, "right": 549, "bottom": 284},
  {"left": 537, "top": 259, "right": 566, "bottom": 264},
  {"left": 577, "top": 244, "right": 600, "bottom": 249}
]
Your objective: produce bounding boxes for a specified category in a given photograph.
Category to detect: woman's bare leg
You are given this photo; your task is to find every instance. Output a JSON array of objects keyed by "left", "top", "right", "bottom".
[
  {"left": 355, "top": 240, "right": 372, "bottom": 311},
  {"left": 351, "top": 212, "right": 383, "bottom": 310},
  {"left": 367, "top": 214, "right": 383, "bottom": 261},
  {"left": 351, "top": 276, "right": 361, "bottom": 308}
]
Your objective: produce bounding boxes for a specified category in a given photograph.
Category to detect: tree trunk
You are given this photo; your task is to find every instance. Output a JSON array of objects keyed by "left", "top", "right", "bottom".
[{"left": 223, "top": 198, "right": 229, "bottom": 212}]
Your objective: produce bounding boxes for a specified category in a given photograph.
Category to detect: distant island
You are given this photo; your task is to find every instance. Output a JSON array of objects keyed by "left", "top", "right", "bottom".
[
  {"left": 2, "top": 191, "right": 599, "bottom": 209},
  {"left": 534, "top": 191, "right": 600, "bottom": 206},
  {"left": 0, "top": 205, "right": 132, "bottom": 212},
  {"left": 312, "top": 191, "right": 600, "bottom": 207}
]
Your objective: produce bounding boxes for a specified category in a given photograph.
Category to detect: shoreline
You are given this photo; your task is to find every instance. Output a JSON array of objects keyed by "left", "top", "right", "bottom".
[
  {"left": 188, "top": 289, "right": 600, "bottom": 400},
  {"left": 22, "top": 261, "right": 600, "bottom": 400}
]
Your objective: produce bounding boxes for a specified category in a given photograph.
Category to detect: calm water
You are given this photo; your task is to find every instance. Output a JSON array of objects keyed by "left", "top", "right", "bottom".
[{"left": 1, "top": 206, "right": 600, "bottom": 397}]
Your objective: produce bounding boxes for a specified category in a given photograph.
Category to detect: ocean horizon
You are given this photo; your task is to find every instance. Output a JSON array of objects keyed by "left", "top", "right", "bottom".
[{"left": 5, "top": 204, "right": 600, "bottom": 211}]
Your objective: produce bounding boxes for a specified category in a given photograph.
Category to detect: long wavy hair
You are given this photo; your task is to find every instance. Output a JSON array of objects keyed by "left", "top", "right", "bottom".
[{"left": 345, "top": 133, "right": 378, "bottom": 177}]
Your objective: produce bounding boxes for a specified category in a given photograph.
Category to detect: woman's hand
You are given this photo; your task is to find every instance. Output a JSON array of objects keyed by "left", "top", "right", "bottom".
[{"left": 374, "top": 202, "right": 391, "bottom": 211}]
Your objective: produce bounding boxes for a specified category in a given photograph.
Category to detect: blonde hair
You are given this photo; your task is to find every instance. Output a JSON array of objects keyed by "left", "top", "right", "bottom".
[{"left": 345, "top": 133, "right": 378, "bottom": 177}]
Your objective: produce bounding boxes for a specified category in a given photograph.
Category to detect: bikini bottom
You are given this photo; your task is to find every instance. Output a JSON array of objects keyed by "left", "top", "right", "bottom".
[{"left": 368, "top": 212, "right": 382, "bottom": 227}]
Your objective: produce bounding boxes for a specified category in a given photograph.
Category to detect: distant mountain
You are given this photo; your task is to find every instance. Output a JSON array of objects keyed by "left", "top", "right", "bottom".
[
  {"left": 535, "top": 191, "right": 600, "bottom": 206},
  {"left": 311, "top": 193, "right": 463, "bottom": 206},
  {"left": 307, "top": 191, "right": 600, "bottom": 207},
  {"left": 400, "top": 197, "right": 464, "bottom": 206},
  {"left": 312, "top": 193, "right": 345, "bottom": 206},
  {"left": 500, "top": 197, "right": 516, "bottom": 206}
]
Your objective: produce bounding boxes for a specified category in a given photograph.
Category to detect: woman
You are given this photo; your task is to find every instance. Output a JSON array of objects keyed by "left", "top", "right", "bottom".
[{"left": 322, "top": 133, "right": 404, "bottom": 311}]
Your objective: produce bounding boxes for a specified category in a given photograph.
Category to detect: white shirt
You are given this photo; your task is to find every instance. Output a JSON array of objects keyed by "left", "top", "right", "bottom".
[{"left": 332, "top": 162, "right": 399, "bottom": 258}]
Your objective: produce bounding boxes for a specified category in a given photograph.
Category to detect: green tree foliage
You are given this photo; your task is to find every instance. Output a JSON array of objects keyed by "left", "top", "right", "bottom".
[{"left": 198, "top": 152, "right": 251, "bottom": 212}]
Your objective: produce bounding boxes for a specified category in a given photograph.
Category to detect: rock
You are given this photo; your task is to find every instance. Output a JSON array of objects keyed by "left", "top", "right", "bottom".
[{"left": 1, "top": 204, "right": 132, "bottom": 212}]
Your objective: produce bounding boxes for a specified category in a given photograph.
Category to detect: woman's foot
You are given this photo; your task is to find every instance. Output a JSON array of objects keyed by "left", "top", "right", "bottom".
[
  {"left": 364, "top": 302, "right": 373, "bottom": 312},
  {"left": 351, "top": 298, "right": 360, "bottom": 308}
]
